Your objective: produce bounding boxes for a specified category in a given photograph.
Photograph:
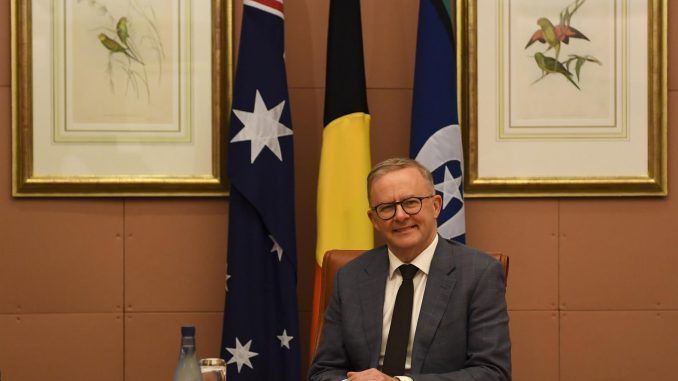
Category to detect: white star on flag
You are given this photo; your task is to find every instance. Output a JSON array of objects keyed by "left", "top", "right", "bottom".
[
  {"left": 225, "top": 273, "right": 231, "bottom": 292},
  {"left": 434, "top": 165, "right": 463, "bottom": 209},
  {"left": 225, "top": 338, "right": 258, "bottom": 373},
  {"left": 276, "top": 329, "right": 294, "bottom": 349},
  {"left": 269, "top": 235, "right": 284, "bottom": 262},
  {"left": 231, "top": 90, "right": 293, "bottom": 163}
]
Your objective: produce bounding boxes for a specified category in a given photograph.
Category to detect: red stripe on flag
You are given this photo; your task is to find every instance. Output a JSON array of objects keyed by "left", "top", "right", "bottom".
[{"left": 251, "top": 0, "right": 284, "bottom": 13}]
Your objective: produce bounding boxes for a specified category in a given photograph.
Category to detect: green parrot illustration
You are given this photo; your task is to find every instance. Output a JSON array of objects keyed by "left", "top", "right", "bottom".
[
  {"left": 525, "top": 0, "right": 589, "bottom": 57},
  {"left": 116, "top": 17, "right": 129, "bottom": 46},
  {"left": 98, "top": 33, "right": 143, "bottom": 64},
  {"left": 98, "top": 33, "right": 126, "bottom": 53},
  {"left": 533, "top": 52, "right": 580, "bottom": 90},
  {"left": 525, "top": 23, "right": 589, "bottom": 50},
  {"left": 536, "top": 17, "right": 560, "bottom": 59}
]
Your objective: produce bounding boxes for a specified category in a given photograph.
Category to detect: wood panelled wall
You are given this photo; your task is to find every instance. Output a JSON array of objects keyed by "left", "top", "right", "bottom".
[{"left": 1, "top": 1, "right": 677, "bottom": 380}]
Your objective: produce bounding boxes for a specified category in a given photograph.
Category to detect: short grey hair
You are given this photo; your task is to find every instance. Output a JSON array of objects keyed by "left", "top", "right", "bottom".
[{"left": 367, "top": 157, "right": 435, "bottom": 202}]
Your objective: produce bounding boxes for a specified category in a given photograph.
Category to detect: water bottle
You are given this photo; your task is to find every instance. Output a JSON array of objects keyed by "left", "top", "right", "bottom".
[{"left": 172, "top": 325, "right": 202, "bottom": 381}]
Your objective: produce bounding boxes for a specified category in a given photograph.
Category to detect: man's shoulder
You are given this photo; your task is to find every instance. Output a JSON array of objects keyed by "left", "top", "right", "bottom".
[
  {"left": 437, "top": 237, "right": 501, "bottom": 269},
  {"left": 335, "top": 245, "right": 388, "bottom": 276}
]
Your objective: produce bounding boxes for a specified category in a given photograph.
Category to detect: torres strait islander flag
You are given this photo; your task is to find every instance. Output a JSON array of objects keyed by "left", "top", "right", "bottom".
[
  {"left": 410, "top": 0, "right": 465, "bottom": 243},
  {"left": 221, "top": 1, "right": 301, "bottom": 381},
  {"left": 310, "top": 0, "right": 374, "bottom": 355}
]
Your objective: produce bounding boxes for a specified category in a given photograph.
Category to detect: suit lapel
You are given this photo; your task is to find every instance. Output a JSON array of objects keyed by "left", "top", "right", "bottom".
[
  {"left": 411, "top": 238, "right": 457, "bottom": 373},
  {"left": 358, "top": 249, "right": 389, "bottom": 368}
]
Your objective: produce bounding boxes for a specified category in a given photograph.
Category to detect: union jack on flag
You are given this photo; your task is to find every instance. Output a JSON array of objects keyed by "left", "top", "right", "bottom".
[{"left": 244, "top": 0, "right": 284, "bottom": 17}]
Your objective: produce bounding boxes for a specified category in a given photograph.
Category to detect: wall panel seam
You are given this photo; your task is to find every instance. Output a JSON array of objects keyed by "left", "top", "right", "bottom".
[
  {"left": 120, "top": 311, "right": 226, "bottom": 314},
  {"left": 123, "top": 199, "right": 127, "bottom": 381},
  {"left": 557, "top": 199, "right": 561, "bottom": 381}
]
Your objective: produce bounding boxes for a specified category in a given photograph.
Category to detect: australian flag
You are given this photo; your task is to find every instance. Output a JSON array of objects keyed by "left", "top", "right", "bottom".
[
  {"left": 221, "top": 1, "right": 301, "bottom": 381},
  {"left": 410, "top": 0, "right": 465, "bottom": 243}
]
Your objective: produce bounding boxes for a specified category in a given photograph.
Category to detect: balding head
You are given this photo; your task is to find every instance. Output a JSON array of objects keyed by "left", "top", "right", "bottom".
[{"left": 367, "top": 158, "right": 434, "bottom": 204}]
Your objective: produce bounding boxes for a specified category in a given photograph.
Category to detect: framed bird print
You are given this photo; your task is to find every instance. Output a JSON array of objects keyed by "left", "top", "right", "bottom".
[
  {"left": 11, "top": 0, "right": 231, "bottom": 196},
  {"left": 458, "top": 0, "right": 667, "bottom": 197}
]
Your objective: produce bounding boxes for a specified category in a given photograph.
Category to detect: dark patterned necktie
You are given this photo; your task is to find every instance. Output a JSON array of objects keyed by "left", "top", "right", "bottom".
[{"left": 382, "top": 264, "right": 419, "bottom": 376}]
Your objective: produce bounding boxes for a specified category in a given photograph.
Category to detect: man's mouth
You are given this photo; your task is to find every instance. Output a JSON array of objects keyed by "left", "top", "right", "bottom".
[{"left": 393, "top": 225, "right": 416, "bottom": 233}]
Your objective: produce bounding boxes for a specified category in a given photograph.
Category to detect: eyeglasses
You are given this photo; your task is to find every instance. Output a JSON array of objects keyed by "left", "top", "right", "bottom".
[{"left": 370, "top": 195, "right": 435, "bottom": 220}]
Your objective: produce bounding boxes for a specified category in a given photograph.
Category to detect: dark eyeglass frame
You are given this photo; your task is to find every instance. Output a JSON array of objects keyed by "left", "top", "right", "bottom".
[{"left": 370, "top": 195, "right": 436, "bottom": 220}]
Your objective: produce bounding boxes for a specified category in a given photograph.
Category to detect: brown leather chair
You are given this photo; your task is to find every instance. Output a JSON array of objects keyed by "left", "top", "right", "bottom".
[{"left": 310, "top": 249, "right": 509, "bottom": 359}]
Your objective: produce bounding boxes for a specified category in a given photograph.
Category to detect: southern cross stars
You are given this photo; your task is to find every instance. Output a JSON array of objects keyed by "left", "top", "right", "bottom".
[
  {"left": 277, "top": 329, "right": 293, "bottom": 349},
  {"left": 225, "top": 338, "right": 258, "bottom": 373},
  {"left": 269, "top": 235, "right": 283, "bottom": 262},
  {"left": 231, "top": 90, "right": 293, "bottom": 163},
  {"left": 434, "top": 165, "right": 463, "bottom": 209}
]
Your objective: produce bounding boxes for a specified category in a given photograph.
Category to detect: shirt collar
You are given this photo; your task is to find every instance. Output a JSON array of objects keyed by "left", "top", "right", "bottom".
[{"left": 387, "top": 234, "right": 438, "bottom": 279}]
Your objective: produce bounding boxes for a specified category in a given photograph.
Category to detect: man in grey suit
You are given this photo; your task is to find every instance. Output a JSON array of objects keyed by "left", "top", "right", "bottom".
[{"left": 309, "top": 158, "right": 511, "bottom": 381}]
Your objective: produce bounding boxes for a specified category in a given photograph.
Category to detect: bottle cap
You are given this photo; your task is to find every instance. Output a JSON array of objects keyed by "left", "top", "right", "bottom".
[
  {"left": 200, "top": 358, "right": 226, "bottom": 366},
  {"left": 181, "top": 325, "right": 196, "bottom": 337}
]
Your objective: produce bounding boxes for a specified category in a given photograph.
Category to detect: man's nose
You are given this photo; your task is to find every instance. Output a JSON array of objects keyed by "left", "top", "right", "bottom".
[{"left": 393, "top": 204, "right": 410, "bottom": 221}]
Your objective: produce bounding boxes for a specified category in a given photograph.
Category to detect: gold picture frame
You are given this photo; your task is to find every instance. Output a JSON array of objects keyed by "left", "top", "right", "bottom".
[
  {"left": 458, "top": 0, "right": 667, "bottom": 197},
  {"left": 12, "top": 0, "right": 232, "bottom": 197}
]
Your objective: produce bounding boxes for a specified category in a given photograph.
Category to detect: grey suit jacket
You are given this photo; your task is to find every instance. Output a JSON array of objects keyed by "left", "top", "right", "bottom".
[{"left": 309, "top": 237, "right": 511, "bottom": 381}]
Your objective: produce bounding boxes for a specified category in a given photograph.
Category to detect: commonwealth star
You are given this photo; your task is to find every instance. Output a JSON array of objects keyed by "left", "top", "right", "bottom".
[
  {"left": 231, "top": 90, "right": 293, "bottom": 163},
  {"left": 435, "top": 165, "right": 462, "bottom": 209}
]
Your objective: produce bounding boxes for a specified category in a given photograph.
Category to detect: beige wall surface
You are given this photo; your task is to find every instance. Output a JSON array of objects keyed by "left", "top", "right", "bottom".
[{"left": 1, "top": 1, "right": 677, "bottom": 381}]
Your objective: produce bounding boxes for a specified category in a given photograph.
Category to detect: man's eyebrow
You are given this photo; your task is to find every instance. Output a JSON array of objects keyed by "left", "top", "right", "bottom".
[{"left": 376, "top": 195, "right": 419, "bottom": 204}]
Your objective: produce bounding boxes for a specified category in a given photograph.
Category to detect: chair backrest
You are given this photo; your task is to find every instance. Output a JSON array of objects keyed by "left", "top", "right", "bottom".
[{"left": 310, "top": 249, "right": 509, "bottom": 359}]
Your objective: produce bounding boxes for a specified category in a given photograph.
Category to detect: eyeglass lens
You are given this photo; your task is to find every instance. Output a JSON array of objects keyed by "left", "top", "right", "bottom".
[{"left": 376, "top": 197, "right": 423, "bottom": 219}]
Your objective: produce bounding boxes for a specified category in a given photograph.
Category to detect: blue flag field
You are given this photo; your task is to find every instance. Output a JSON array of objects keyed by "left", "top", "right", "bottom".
[
  {"left": 221, "top": 1, "right": 301, "bottom": 381},
  {"left": 410, "top": 0, "right": 466, "bottom": 243}
]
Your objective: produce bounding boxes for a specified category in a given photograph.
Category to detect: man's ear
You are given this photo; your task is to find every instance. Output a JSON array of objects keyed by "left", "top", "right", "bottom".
[
  {"left": 432, "top": 194, "right": 443, "bottom": 218},
  {"left": 367, "top": 209, "right": 381, "bottom": 231}
]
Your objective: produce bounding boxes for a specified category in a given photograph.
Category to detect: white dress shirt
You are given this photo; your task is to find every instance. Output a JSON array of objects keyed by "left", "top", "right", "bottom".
[{"left": 379, "top": 235, "right": 438, "bottom": 379}]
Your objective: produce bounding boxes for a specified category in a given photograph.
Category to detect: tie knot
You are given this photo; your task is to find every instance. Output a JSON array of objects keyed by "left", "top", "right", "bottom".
[{"left": 399, "top": 264, "right": 418, "bottom": 281}]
